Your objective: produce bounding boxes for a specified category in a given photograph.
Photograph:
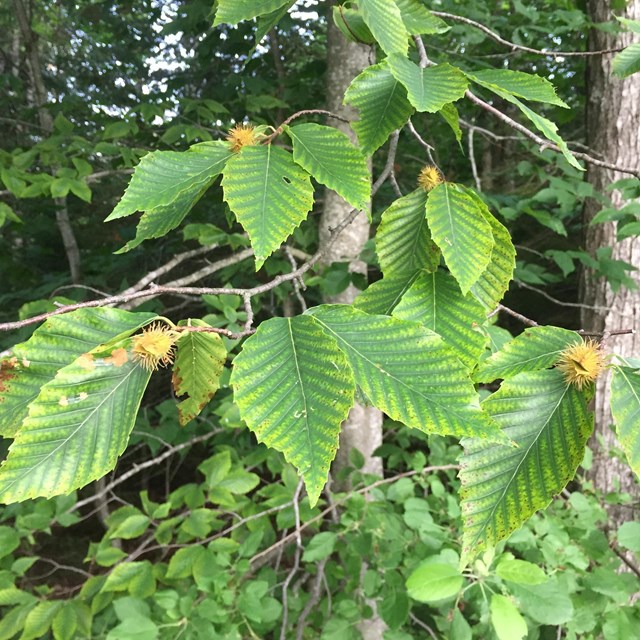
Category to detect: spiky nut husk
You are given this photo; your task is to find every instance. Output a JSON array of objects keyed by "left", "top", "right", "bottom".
[
  {"left": 226, "top": 124, "right": 257, "bottom": 152},
  {"left": 132, "top": 322, "right": 179, "bottom": 371},
  {"left": 417, "top": 165, "right": 444, "bottom": 192},
  {"left": 556, "top": 338, "right": 604, "bottom": 390}
]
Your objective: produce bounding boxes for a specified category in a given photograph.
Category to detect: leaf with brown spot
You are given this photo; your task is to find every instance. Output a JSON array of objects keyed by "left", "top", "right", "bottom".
[{"left": 0, "top": 309, "right": 156, "bottom": 438}]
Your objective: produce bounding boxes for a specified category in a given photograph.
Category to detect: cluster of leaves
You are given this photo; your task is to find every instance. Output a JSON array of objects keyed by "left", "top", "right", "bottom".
[
  {"left": 0, "top": 426, "right": 638, "bottom": 639},
  {"left": 2, "top": 0, "right": 640, "bottom": 578}
]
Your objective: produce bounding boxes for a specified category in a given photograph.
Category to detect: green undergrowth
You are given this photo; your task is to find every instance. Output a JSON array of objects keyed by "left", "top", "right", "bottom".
[{"left": 0, "top": 410, "right": 638, "bottom": 640}]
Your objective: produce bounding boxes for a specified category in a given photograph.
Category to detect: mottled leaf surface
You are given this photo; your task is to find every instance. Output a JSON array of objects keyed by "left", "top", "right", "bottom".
[
  {"left": 0, "top": 309, "right": 156, "bottom": 438},
  {"left": 310, "top": 305, "right": 502, "bottom": 440},
  {"left": 344, "top": 60, "right": 414, "bottom": 155},
  {"left": 222, "top": 145, "right": 313, "bottom": 268},
  {"left": 459, "top": 369, "right": 592, "bottom": 565},
  {"left": 0, "top": 340, "right": 152, "bottom": 503},
  {"left": 173, "top": 320, "right": 227, "bottom": 426},
  {"left": 231, "top": 316, "right": 355, "bottom": 506}
]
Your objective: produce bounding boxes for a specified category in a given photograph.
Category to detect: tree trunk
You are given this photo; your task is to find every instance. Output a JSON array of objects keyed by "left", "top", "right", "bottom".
[
  {"left": 582, "top": 0, "right": 640, "bottom": 526},
  {"left": 320, "top": 4, "right": 383, "bottom": 484},
  {"left": 319, "top": 6, "right": 386, "bottom": 639}
]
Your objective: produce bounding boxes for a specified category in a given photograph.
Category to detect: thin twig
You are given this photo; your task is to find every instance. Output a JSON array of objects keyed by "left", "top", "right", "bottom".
[
  {"left": 465, "top": 90, "right": 640, "bottom": 177},
  {"left": 407, "top": 119, "right": 438, "bottom": 166},
  {"left": 468, "top": 127, "right": 482, "bottom": 191},
  {"left": 371, "top": 130, "right": 400, "bottom": 195},
  {"left": 296, "top": 558, "right": 329, "bottom": 640},
  {"left": 250, "top": 465, "right": 459, "bottom": 569},
  {"left": 67, "top": 431, "right": 219, "bottom": 515},
  {"left": 119, "top": 244, "right": 222, "bottom": 298},
  {"left": 50, "top": 284, "right": 112, "bottom": 298},
  {"left": 32, "top": 557, "right": 92, "bottom": 579},
  {"left": 284, "top": 246, "right": 307, "bottom": 313},
  {"left": 119, "top": 248, "right": 255, "bottom": 311},
  {"left": 431, "top": 11, "right": 624, "bottom": 57},
  {"left": 610, "top": 540, "right": 640, "bottom": 579},
  {"left": 280, "top": 480, "right": 304, "bottom": 640},
  {"left": 413, "top": 35, "right": 430, "bottom": 68},
  {"left": 497, "top": 304, "right": 539, "bottom": 327},
  {"left": 263, "top": 109, "right": 350, "bottom": 144},
  {"left": 516, "top": 281, "right": 638, "bottom": 318},
  {"left": 2, "top": 137, "right": 400, "bottom": 334},
  {"left": 409, "top": 613, "right": 439, "bottom": 640}
]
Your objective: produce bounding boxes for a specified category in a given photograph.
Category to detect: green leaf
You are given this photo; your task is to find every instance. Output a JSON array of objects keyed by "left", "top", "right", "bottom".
[
  {"left": 617, "top": 521, "right": 640, "bottom": 553},
  {"left": 115, "top": 182, "right": 211, "bottom": 253},
  {"left": 394, "top": 271, "right": 487, "bottom": 369},
  {"left": 468, "top": 75, "right": 581, "bottom": 169},
  {"left": 495, "top": 559, "right": 547, "bottom": 585},
  {"left": 106, "top": 142, "right": 231, "bottom": 221},
  {"left": 613, "top": 43, "right": 640, "bottom": 78},
  {"left": 406, "top": 563, "right": 464, "bottom": 603},
  {"left": 0, "top": 604, "right": 36, "bottom": 640},
  {"left": 332, "top": 6, "right": 375, "bottom": 45},
  {"left": 21, "top": 601, "right": 63, "bottom": 640},
  {"left": 230, "top": 316, "right": 355, "bottom": 506},
  {"left": 450, "top": 610, "right": 472, "bottom": 640},
  {"left": 165, "top": 546, "right": 205, "bottom": 579},
  {"left": 510, "top": 577, "right": 573, "bottom": 625},
  {"left": 222, "top": 145, "right": 314, "bottom": 268},
  {"left": 302, "top": 531, "right": 337, "bottom": 562},
  {"left": 0, "top": 309, "right": 156, "bottom": 438},
  {"left": 610, "top": 366, "right": 640, "bottom": 478},
  {"left": 102, "top": 562, "right": 150, "bottom": 593},
  {"left": 50, "top": 178, "right": 72, "bottom": 198},
  {"left": 214, "top": 0, "right": 290, "bottom": 26},
  {"left": 468, "top": 198, "right": 516, "bottom": 310},
  {"left": 0, "top": 339, "right": 152, "bottom": 503},
  {"left": 0, "top": 526, "right": 20, "bottom": 559},
  {"left": 173, "top": 320, "right": 227, "bottom": 426},
  {"left": 475, "top": 326, "right": 581, "bottom": 383},
  {"left": 344, "top": 60, "right": 414, "bottom": 155},
  {"left": 96, "top": 546, "right": 128, "bottom": 567},
  {"left": 387, "top": 56, "right": 469, "bottom": 113},
  {"left": 110, "top": 514, "right": 151, "bottom": 540},
  {"left": 616, "top": 16, "right": 640, "bottom": 34},
  {"left": 440, "top": 103, "right": 463, "bottom": 144},
  {"left": 0, "top": 587, "right": 35, "bottom": 606},
  {"left": 68, "top": 178, "right": 92, "bottom": 203},
  {"left": 287, "top": 123, "right": 370, "bottom": 210},
  {"left": 459, "top": 369, "right": 593, "bottom": 566},
  {"left": 354, "top": 271, "right": 423, "bottom": 315},
  {"left": 359, "top": 0, "right": 408, "bottom": 55},
  {"left": 255, "top": 2, "right": 296, "bottom": 44},
  {"left": 309, "top": 305, "right": 503, "bottom": 440},
  {"left": 468, "top": 69, "right": 568, "bottom": 107},
  {"left": 376, "top": 189, "right": 440, "bottom": 276},
  {"left": 0, "top": 202, "right": 21, "bottom": 226},
  {"left": 395, "top": 0, "right": 450, "bottom": 35},
  {"left": 491, "top": 594, "right": 528, "bottom": 640},
  {"left": 52, "top": 604, "right": 78, "bottom": 640},
  {"left": 425, "top": 183, "right": 494, "bottom": 294}
]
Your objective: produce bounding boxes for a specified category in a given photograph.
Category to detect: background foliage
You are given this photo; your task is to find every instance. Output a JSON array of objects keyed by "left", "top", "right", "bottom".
[{"left": 1, "top": 1, "right": 639, "bottom": 638}]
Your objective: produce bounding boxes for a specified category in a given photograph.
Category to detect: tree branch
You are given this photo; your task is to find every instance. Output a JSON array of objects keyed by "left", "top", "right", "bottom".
[
  {"left": 431, "top": 10, "right": 624, "bottom": 57},
  {"left": 465, "top": 89, "right": 640, "bottom": 177}
]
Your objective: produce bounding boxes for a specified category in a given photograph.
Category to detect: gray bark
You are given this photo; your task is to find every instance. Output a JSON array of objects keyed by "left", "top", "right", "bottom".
[
  {"left": 320, "top": 4, "right": 383, "bottom": 484},
  {"left": 582, "top": 0, "right": 640, "bottom": 526},
  {"left": 320, "top": 6, "right": 385, "bottom": 639}
]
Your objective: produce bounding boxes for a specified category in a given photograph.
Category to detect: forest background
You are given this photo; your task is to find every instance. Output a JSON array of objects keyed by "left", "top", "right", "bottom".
[{"left": 0, "top": 0, "right": 640, "bottom": 638}]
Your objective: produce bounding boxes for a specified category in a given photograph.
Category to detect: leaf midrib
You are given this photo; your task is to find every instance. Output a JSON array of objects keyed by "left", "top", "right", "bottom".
[
  {"left": 0, "top": 364, "right": 143, "bottom": 498},
  {"left": 467, "top": 380, "right": 570, "bottom": 551}
]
